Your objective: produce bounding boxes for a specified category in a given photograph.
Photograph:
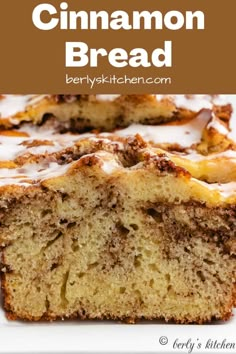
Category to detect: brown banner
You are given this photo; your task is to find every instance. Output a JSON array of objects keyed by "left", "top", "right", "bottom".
[{"left": 0, "top": 0, "right": 235, "bottom": 93}]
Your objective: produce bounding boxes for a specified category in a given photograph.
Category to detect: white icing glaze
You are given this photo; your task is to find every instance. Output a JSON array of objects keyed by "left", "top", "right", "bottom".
[
  {"left": 193, "top": 179, "right": 236, "bottom": 198},
  {"left": 0, "top": 137, "right": 67, "bottom": 161},
  {"left": 96, "top": 95, "right": 120, "bottom": 102},
  {"left": 156, "top": 95, "right": 229, "bottom": 112},
  {"left": 101, "top": 157, "right": 121, "bottom": 174},
  {"left": 115, "top": 110, "right": 212, "bottom": 147},
  {"left": 207, "top": 116, "right": 229, "bottom": 135},
  {"left": 0, "top": 137, "right": 27, "bottom": 160},
  {"left": 229, "top": 120, "right": 236, "bottom": 142},
  {"left": 0, "top": 126, "right": 94, "bottom": 161},
  {"left": 79, "top": 151, "right": 121, "bottom": 174},
  {"left": 0, "top": 161, "right": 72, "bottom": 187},
  {"left": 25, "top": 144, "right": 63, "bottom": 156},
  {"left": 0, "top": 150, "right": 121, "bottom": 187},
  {"left": 0, "top": 95, "right": 48, "bottom": 118},
  {"left": 88, "top": 136, "right": 124, "bottom": 150},
  {"left": 94, "top": 95, "right": 230, "bottom": 113},
  {"left": 176, "top": 149, "right": 236, "bottom": 162}
]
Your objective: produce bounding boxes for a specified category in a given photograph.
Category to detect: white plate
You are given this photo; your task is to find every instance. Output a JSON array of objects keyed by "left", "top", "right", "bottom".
[
  {"left": 0, "top": 307, "right": 235, "bottom": 354},
  {"left": 0, "top": 95, "right": 236, "bottom": 354}
]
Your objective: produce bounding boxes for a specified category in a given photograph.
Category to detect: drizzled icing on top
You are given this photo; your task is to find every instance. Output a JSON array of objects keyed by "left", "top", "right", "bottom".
[
  {"left": 0, "top": 161, "right": 72, "bottom": 187},
  {"left": 95, "top": 94, "right": 230, "bottom": 112},
  {"left": 115, "top": 109, "right": 227, "bottom": 147},
  {"left": 0, "top": 141, "right": 235, "bottom": 201},
  {"left": 155, "top": 95, "right": 228, "bottom": 112},
  {"left": 192, "top": 179, "right": 236, "bottom": 199},
  {"left": 0, "top": 125, "right": 94, "bottom": 161},
  {"left": 0, "top": 94, "right": 235, "bottom": 199},
  {"left": 0, "top": 95, "right": 48, "bottom": 119},
  {"left": 95, "top": 95, "right": 120, "bottom": 102},
  {"left": 207, "top": 116, "right": 229, "bottom": 135},
  {"left": 0, "top": 150, "right": 121, "bottom": 187},
  {"left": 173, "top": 149, "right": 236, "bottom": 162}
]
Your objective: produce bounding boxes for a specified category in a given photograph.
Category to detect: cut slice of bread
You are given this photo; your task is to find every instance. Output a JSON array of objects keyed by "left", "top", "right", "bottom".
[
  {"left": 0, "top": 94, "right": 235, "bottom": 323},
  {"left": 0, "top": 136, "right": 235, "bottom": 323}
]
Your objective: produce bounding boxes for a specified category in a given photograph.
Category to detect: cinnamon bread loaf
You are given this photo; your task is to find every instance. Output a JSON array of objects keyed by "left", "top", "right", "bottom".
[{"left": 0, "top": 95, "right": 235, "bottom": 323}]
